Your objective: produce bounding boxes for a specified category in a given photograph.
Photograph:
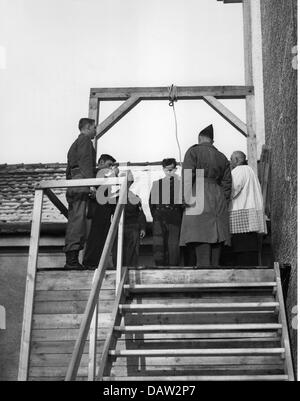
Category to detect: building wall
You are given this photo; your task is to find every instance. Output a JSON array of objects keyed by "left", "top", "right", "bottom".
[{"left": 260, "top": 0, "right": 297, "bottom": 369}]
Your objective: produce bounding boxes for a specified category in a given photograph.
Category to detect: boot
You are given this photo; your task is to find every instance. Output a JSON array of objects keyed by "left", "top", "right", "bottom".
[{"left": 64, "top": 250, "right": 84, "bottom": 270}]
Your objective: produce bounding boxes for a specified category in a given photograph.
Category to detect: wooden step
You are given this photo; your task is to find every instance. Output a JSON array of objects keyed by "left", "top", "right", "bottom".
[
  {"left": 123, "top": 283, "right": 277, "bottom": 293},
  {"left": 114, "top": 323, "right": 282, "bottom": 333},
  {"left": 127, "top": 266, "right": 271, "bottom": 270},
  {"left": 128, "top": 269, "right": 275, "bottom": 285},
  {"left": 30, "top": 337, "right": 281, "bottom": 354},
  {"left": 29, "top": 354, "right": 285, "bottom": 369},
  {"left": 109, "top": 357, "right": 285, "bottom": 372},
  {"left": 109, "top": 348, "right": 285, "bottom": 357},
  {"left": 119, "top": 302, "right": 279, "bottom": 313},
  {"left": 102, "top": 375, "right": 289, "bottom": 381}
]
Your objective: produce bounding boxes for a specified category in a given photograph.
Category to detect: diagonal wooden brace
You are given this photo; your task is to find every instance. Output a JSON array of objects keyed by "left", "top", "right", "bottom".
[
  {"left": 44, "top": 188, "right": 68, "bottom": 218},
  {"left": 203, "top": 95, "right": 247, "bottom": 137},
  {"left": 96, "top": 95, "right": 141, "bottom": 139}
]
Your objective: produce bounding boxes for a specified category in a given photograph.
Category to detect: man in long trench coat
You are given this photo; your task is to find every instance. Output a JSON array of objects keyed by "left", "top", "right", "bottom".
[{"left": 180, "top": 124, "right": 232, "bottom": 266}]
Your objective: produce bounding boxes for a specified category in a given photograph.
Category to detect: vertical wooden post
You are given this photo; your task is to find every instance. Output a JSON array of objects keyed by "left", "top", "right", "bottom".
[
  {"left": 243, "top": 0, "right": 265, "bottom": 171},
  {"left": 88, "top": 271, "right": 99, "bottom": 381},
  {"left": 245, "top": 95, "right": 258, "bottom": 172},
  {"left": 82, "top": 95, "right": 100, "bottom": 263},
  {"left": 116, "top": 210, "right": 124, "bottom": 294},
  {"left": 18, "top": 189, "right": 43, "bottom": 381},
  {"left": 88, "top": 95, "right": 100, "bottom": 155}
]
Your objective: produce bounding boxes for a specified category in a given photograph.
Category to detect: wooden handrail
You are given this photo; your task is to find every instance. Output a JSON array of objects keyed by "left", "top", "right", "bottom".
[
  {"left": 65, "top": 175, "right": 128, "bottom": 381},
  {"left": 116, "top": 210, "right": 124, "bottom": 293},
  {"left": 36, "top": 177, "right": 125, "bottom": 189},
  {"left": 88, "top": 271, "right": 99, "bottom": 381}
]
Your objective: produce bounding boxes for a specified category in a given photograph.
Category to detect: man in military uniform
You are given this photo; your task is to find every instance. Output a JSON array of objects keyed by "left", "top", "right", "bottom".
[
  {"left": 149, "top": 158, "right": 183, "bottom": 266},
  {"left": 111, "top": 170, "right": 147, "bottom": 268},
  {"left": 64, "top": 118, "right": 96, "bottom": 269},
  {"left": 83, "top": 154, "right": 117, "bottom": 269},
  {"left": 180, "top": 125, "right": 232, "bottom": 266}
]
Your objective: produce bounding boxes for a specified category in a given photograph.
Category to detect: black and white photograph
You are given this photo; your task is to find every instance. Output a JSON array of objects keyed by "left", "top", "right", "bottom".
[{"left": 0, "top": 0, "right": 297, "bottom": 384}]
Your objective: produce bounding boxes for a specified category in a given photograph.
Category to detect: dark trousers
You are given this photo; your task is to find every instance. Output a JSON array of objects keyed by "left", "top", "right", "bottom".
[
  {"left": 183, "top": 244, "right": 196, "bottom": 266},
  {"left": 113, "top": 223, "right": 141, "bottom": 267},
  {"left": 124, "top": 224, "right": 140, "bottom": 267},
  {"left": 191, "top": 242, "right": 223, "bottom": 266},
  {"left": 231, "top": 232, "right": 259, "bottom": 266},
  {"left": 64, "top": 199, "right": 87, "bottom": 252},
  {"left": 153, "top": 220, "right": 180, "bottom": 266},
  {"left": 83, "top": 203, "right": 113, "bottom": 267}
]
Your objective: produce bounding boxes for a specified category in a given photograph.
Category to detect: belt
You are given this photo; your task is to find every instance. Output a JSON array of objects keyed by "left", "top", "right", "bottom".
[{"left": 156, "top": 205, "right": 182, "bottom": 210}]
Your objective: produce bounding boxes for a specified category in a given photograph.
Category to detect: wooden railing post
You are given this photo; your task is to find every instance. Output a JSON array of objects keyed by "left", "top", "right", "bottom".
[
  {"left": 18, "top": 189, "right": 44, "bottom": 381},
  {"left": 116, "top": 210, "right": 124, "bottom": 293},
  {"left": 88, "top": 271, "right": 99, "bottom": 381}
]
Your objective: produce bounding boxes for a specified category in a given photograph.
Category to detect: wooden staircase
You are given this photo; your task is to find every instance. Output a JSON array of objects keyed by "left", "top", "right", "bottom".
[
  {"left": 25, "top": 263, "right": 294, "bottom": 381},
  {"left": 18, "top": 173, "right": 295, "bottom": 382}
]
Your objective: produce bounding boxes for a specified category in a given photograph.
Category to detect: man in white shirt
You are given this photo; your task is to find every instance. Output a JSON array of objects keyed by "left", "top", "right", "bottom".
[{"left": 229, "top": 151, "right": 267, "bottom": 265}]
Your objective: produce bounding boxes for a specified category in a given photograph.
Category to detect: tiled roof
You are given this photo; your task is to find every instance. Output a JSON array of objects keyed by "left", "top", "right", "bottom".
[
  {"left": 0, "top": 163, "right": 68, "bottom": 230},
  {"left": 0, "top": 162, "right": 178, "bottom": 233}
]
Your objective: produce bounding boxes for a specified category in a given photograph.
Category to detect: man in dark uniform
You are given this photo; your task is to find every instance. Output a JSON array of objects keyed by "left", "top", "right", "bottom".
[
  {"left": 112, "top": 170, "right": 147, "bottom": 267},
  {"left": 83, "top": 154, "right": 117, "bottom": 269},
  {"left": 122, "top": 191, "right": 146, "bottom": 266},
  {"left": 149, "top": 158, "right": 183, "bottom": 266},
  {"left": 64, "top": 118, "right": 96, "bottom": 269},
  {"left": 180, "top": 125, "right": 232, "bottom": 266}
]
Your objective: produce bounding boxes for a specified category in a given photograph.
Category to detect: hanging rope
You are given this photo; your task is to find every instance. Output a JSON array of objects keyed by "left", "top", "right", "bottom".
[{"left": 168, "top": 84, "right": 182, "bottom": 165}]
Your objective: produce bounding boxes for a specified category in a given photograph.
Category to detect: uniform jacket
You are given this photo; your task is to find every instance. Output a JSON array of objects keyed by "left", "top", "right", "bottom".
[
  {"left": 180, "top": 142, "right": 232, "bottom": 245},
  {"left": 66, "top": 133, "right": 96, "bottom": 201},
  {"left": 66, "top": 133, "right": 96, "bottom": 179}
]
